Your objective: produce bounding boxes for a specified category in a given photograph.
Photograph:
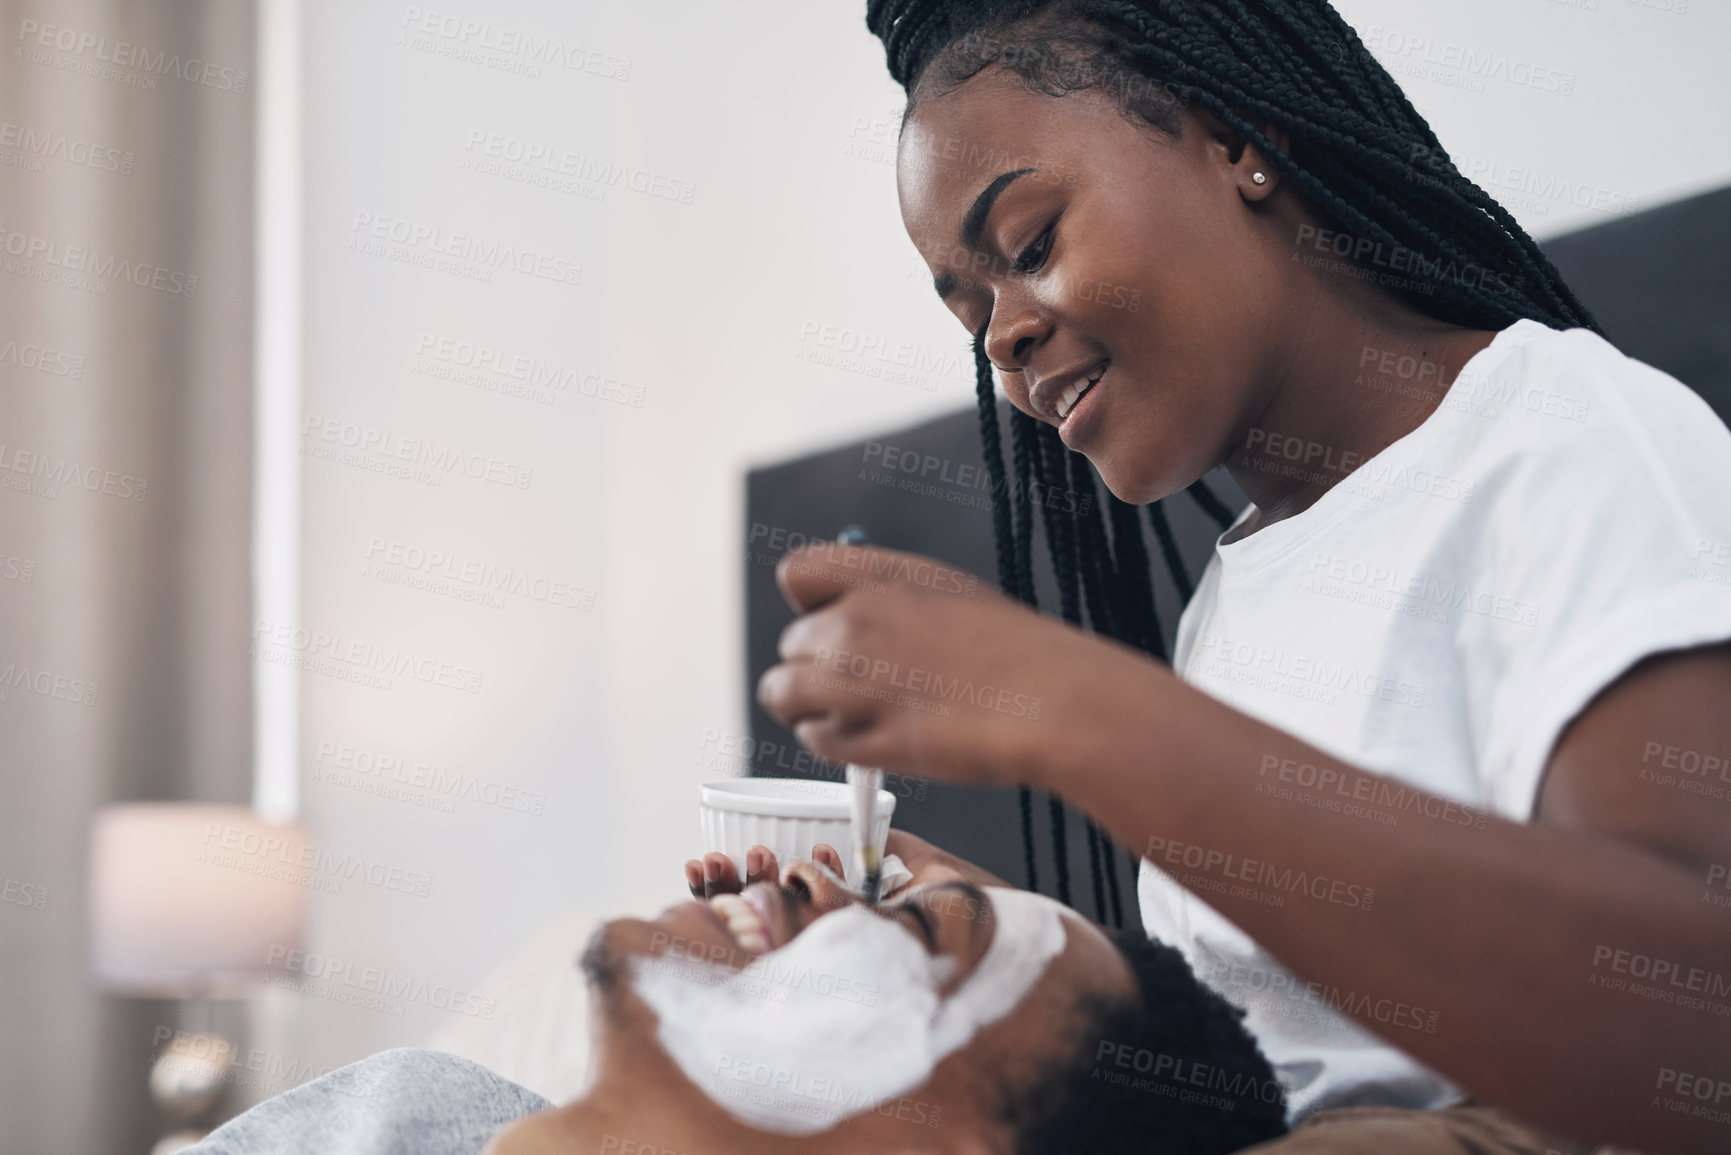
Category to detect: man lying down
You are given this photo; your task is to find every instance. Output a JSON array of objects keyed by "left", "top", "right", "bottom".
[{"left": 185, "top": 841, "right": 1288, "bottom": 1155}]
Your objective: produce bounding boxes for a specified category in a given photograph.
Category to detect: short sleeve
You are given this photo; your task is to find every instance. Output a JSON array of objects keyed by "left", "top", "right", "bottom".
[{"left": 1465, "top": 332, "right": 1731, "bottom": 820}]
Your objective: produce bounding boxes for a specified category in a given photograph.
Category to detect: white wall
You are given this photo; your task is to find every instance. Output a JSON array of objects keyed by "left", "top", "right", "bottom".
[
  {"left": 290, "top": 0, "right": 1731, "bottom": 1070},
  {"left": 1332, "top": 0, "right": 1729, "bottom": 239}
]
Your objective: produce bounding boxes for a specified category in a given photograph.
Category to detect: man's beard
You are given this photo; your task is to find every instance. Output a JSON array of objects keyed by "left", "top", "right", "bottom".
[{"left": 578, "top": 921, "right": 626, "bottom": 1002}]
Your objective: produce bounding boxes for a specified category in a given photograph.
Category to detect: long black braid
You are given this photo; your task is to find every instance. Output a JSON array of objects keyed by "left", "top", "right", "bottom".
[{"left": 872, "top": 0, "right": 1601, "bottom": 927}]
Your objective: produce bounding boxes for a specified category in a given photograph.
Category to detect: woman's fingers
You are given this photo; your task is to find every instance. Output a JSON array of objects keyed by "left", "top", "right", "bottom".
[
  {"left": 812, "top": 843, "right": 845, "bottom": 876},
  {"left": 687, "top": 844, "right": 852, "bottom": 897},
  {"left": 745, "top": 845, "right": 780, "bottom": 887},
  {"left": 696, "top": 851, "right": 741, "bottom": 898}
]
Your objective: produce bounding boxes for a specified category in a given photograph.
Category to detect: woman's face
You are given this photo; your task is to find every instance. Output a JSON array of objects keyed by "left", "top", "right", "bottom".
[{"left": 897, "top": 66, "right": 1302, "bottom": 504}]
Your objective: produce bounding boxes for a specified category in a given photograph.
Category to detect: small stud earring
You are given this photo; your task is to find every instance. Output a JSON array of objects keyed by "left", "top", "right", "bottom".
[{"left": 1252, "top": 171, "right": 1268, "bottom": 185}]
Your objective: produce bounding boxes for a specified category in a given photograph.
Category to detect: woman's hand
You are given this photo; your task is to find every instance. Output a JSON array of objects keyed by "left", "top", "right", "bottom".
[
  {"left": 683, "top": 832, "right": 1007, "bottom": 900},
  {"left": 683, "top": 843, "right": 844, "bottom": 899},
  {"left": 755, "top": 540, "right": 1158, "bottom": 788}
]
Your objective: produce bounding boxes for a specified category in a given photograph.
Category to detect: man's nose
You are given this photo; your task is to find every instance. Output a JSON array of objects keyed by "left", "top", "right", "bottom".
[{"left": 781, "top": 859, "right": 860, "bottom": 917}]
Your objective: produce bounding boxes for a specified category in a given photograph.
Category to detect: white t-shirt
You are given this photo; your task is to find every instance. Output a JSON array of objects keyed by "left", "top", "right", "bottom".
[{"left": 1137, "top": 317, "right": 1731, "bottom": 1123}]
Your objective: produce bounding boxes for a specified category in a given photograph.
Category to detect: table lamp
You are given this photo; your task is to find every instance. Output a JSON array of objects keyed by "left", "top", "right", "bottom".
[{"left": 89, "top": 803, "right": 312, "bottom": 1152}]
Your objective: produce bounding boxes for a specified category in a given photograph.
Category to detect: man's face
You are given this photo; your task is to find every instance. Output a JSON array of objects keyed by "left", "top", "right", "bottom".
[{"left": 491, "top": 860, "right": 1134, "bottom": 1153}]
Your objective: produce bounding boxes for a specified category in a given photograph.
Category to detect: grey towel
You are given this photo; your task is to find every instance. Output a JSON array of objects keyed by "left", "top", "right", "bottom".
[{"left": 184, "top": 1048, "right": 552, "bottom": 1155}]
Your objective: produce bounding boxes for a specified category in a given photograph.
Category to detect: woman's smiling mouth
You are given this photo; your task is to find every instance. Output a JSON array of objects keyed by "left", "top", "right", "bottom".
[{"left": 1058, "top": 362, "right": 1109, "bottom": 449}]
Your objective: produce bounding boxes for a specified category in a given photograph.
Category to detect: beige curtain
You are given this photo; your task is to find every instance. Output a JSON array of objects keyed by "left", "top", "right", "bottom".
[{"left": 0, "top": 1, "right": 256, "bottom": 1150}]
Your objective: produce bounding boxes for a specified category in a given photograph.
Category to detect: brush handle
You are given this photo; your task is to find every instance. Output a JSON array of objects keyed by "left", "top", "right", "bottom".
[
  {"left": 834, "top": 525, "right": 886, "bottom": 898},
  {"left": 847, "top": 763, "right": 885, "bottom": 898}
]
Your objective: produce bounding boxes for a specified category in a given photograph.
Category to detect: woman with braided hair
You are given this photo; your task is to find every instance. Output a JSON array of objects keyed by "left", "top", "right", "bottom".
[{"left": 757, "top": 2, "right": 1731, "bottom": 1152}]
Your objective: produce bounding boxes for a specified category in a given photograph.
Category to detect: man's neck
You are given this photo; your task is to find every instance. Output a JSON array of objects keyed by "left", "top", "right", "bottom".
[{"left": 536, "top": 1058, "right": 868, "bottom": 1155}]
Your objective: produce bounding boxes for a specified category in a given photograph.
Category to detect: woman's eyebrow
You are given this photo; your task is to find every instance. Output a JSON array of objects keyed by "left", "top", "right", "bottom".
[
  {"left": 962, "top": 167, "right": 1038, "bottom": 251},
  {"left": 934, "top": 166, "right": 1041, "bottom": 301}
]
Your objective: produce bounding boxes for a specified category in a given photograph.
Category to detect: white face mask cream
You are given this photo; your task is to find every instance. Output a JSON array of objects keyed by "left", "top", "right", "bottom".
[{"left": 628, "top": 886, "right": 1068, "bottom": 1136}]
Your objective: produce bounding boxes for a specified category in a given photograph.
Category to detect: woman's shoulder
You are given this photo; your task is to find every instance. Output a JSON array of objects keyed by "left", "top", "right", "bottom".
[
  {"left": 1442, "top": 318, "right": 1731, "bottom": 517},
  {"left": 1460, "top": 319, "right": 1728, "bottom": 452}
]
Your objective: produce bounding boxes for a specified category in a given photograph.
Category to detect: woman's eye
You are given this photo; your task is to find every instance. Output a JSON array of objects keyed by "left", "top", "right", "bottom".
[{"left": 1013, "top": 224, "right": 1055, "bottom": 274}]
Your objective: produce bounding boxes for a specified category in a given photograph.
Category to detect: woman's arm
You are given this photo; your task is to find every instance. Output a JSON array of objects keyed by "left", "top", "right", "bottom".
[
  {"left": 758, "top": 542, "right": 1731, "bottom": 1154},
  {"left": 1050, "top": 635, "right": 1731, "bottom": 1155}
]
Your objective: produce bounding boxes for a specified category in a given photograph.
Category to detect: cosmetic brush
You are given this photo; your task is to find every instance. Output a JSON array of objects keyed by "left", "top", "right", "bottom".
[{"left": 836, "top": 525, "right": 887, "bottom": 904}]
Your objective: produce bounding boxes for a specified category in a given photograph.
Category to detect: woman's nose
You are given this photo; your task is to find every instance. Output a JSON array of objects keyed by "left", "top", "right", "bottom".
[{"left": 781, "top": 859, "right": 860, "bottom": 917}]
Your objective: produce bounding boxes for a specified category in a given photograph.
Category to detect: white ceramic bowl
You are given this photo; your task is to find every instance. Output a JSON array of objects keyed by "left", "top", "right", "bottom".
[{"left": 699, "top": 778, "right": 895, "bottom": 889}]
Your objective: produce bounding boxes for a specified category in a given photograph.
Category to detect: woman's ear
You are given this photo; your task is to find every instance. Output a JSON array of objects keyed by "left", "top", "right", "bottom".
[
  {"left": 1245, "top": 118, "right": 1290, "bottom": 200},
  {"left": 1194, "top": 107, "right": 1288, "bottom": 201}
]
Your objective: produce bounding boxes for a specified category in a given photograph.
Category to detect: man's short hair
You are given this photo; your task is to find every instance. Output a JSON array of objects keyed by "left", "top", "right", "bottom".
[{"left": 1001, "top": 929, "right": 1289, "bottom": 1154}]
